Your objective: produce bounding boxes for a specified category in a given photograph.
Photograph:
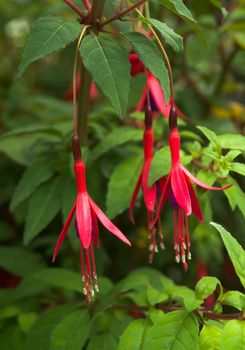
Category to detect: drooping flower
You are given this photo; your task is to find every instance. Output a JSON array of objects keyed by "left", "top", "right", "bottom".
[
  {"left": 153, "top": 106, "right": 232, "bottom": 270},
  {"left": 129, "top": 104, "right": 164, "bottom": 263},
  {"left": 53, "top": 136, "right": 131, "bottom": 302}
]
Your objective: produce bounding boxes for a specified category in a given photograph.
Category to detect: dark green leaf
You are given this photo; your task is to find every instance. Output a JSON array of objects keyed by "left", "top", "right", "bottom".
[
  {"left": 149, "top": 19, "right": 183, "bottom": 52},
  {"left": 118, "top": 319, "right": 151, "bottom": 350},
  {"left": 210, "top": 222, "right": 245, "bottom": 288},
  {"left": 124, "top": 32, "right": 170, "bottom": 102},
  {"left": 106, "top": 155, "right": 143, "bottom": 218},
  {"left": 18, "top": 16, "right": 81, "bottom": 77},
  {"left": 88, "top": 333, "right": 118, "bottom": 350},
  {"left": 149, "top": 147, "right": 171, "bottom": 185},
  {"left": 80, "top": 34, "right": 131, "bottom": 117},
  {"left": 223, "top": 177, "right": 245, "bottom": 218},
  {"left": 24, "top": 176, "right": 63, "bottom": 244},
  {"left": 10, "top": 161, "right": 54, "bottom": 210},
  {"left": 50, "top": 310, "right": 91, "bottom": 350}
]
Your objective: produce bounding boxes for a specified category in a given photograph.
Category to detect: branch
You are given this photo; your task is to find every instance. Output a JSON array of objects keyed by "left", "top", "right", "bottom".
[
  {"left": 64, "top": 0, "right": 86, "bottom": 19},
  {"left": 82, "top": 0, "right": 91, "bottom": 11},
  {"left": 100, "top": 0, "right": 148, "bottom": 27}
]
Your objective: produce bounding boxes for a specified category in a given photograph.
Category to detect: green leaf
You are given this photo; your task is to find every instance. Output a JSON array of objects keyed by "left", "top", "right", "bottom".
[
  {"left": 168, "top": 286, "right": 203, "bottom": 311},
  {"left": 221, "top": 320, "right": 245, "bottom": 350},
  {"left": 149, "top": 147, "right": 171, "bottom": 185},
  {"left": 80, "top": 34, "right": 131, "bottom": 117},
  {"left": 223, "top": 177, "right": 245, "bottom": 218},
  {"left": 224, "top": 150, "right": 241, "bottom": 162},
  {"left": 24, "top": 176, "right": 63, "bottom": 244},
  {"left": 124, "top": 32, "right": 170, "bottom": 102},
  {"left": 143, "top": 310, "right": 199, "bottom": 350},
  {"left": 106, "top": 155, "right": 143, "bottom": 218},
  {"left": 18, "top": 16, "right": 81, "bottom": 77},
  {"left": 148, "top": 19, "right": 183, "bottom": 52},
  {"left": 118, "top": 319, "right": 151, "bottom": 350},
  {"left": 221, "top": 291, "right": 245, "bottom": 312},
  {"left": 147, "top": 287, "right": 168, "bottom": 306},
  {"left": 88, "top": 333, "right": 118, "bottom": 350},
  {"left": 0, "top": 246, "right": 45, "bottom": 276},
  {"left": 197, "top": 126, "right": 220, "bottom": 148},
  {"left": 195, "top": 276, "right": 222, "bottom": 300},
  {"left": 231, "top": 162, "right": 245, "bottom": 176},
  {"left": 210, "top": 222, "right": 245, "bottom": 288},
  {"left": 10, "top": 161, "right": 54, "bottom": 210},
  {"left": 50, "top": 310, "right": 90, "bottom": 350},
  {"left": 24, "top": 304, "right": 75, "bottom": 350},
  {"left": 199, "top": 324, "right": 222, "bottom": 350},
  {"left": 92, "top": 127, "right": 142, "bottom": 161},
  {"left": 218, "top": 134, "right": 245, "bottom": 151}
]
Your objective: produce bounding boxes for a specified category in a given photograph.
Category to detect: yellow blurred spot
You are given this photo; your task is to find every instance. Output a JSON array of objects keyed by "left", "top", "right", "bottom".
[{"left": 212, "top": 101, "right": 245, "bottom": 121}]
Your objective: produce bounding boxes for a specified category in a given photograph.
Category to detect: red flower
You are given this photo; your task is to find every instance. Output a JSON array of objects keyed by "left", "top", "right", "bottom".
[
  {"left": 153, "top": 107, "right": 232, "bottom": 270},
  {"left": 129, "top": 105, "right": 164, "bottom": 263},
  {"left": 63, "top": 73, "right": 98, "bottom": 100},
  {"left": 53, "top": 137, "right": 131, "bottom": 302}
]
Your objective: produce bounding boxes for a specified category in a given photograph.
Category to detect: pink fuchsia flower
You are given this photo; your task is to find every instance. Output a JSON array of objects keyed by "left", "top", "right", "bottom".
[
  {"left": 63, "top": 72, "right": 98, "bottom": 100},
  {"left": 129, "top": 105, "right": 164, "bottom": 263},
  {"left": 53, "top": 136, "right": 131, "bottom": 302},
  {"left": 153, "top": 106, "right": 232, "bottom": 270}
]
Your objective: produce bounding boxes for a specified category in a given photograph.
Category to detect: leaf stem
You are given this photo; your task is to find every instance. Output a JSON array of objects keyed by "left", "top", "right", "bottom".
[{"left": 64, "top": 0, "right": 85, "bottom": 19}]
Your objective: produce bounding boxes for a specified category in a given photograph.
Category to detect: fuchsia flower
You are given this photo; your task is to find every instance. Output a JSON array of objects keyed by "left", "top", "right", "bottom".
[
  {"left": 129, "top": 105, "right": 164, "bottom": 263},
  {"left": 64, "top": 73, "right": 98, "bottom": 100},
  {"left": 53, "top": 136, "right": 131, "bottom": 302},
  {"left": 153, "top": 107, "right": 232, "bottom": 270}
]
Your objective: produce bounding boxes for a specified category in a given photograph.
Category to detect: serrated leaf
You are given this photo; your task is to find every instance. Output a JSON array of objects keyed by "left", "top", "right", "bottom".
[
  {"left": 221, "top": 291, "right": 245, "bottom": 312},
  {"left": 124, "top": 32, "right": 170, "bottom": 102},
  {"left": 118, "top": 319, "right": 151, "bottom": 350},
  {"left": 50, "top": 310, "right": 90, "bottom": 350},
  {"left": 106, "top": 155, "right": 143, "bottom": 218},
  {"left": 92, "top": 127, "right": 143, "bottom": 161},
  {"left": 24, "top": 304, "right": 75, "bottom": 350},
  {"left": 18, "top": 16, "right": 81, "bottom": 77},
  {"left": 223, "top": 177, "right": 245, "bottom": 218},
  {"left": 199, "top": 324, "right": 222, "bottom": 350},
  {"left": 195, "top": 276, "right": 222, "bottom": 300},
  {"left": 10, "top": 161, "right": 54, "bottom": 210},
  {"left": 24, "top": 176, "right": 63, "bottom": 244},
  {"left": 0, "top": 246, "right": 45, "bottom": 276},
  {"left": 231, "top": 162, "right": 245, "bottom": 176},
  {"left": 218, "top": 134, "right": 245, "bottom": 151},
  {"left": 143, "top": 310, "right": 199, "bottom": 350},
  {"left": 221, "top": 320, "right": 245, "bottom": 350},
  {"left": 80, "top": 34, "right": 131, "bottom": 116},
  {"left": 148, "top": 18, "right": 183, "bottom": 52},
  {"left": 149, "top": 147, "right": 171, "bottom": 185},
  {"left": 210, "top": 222, "right": 245, "bottom": 288}
]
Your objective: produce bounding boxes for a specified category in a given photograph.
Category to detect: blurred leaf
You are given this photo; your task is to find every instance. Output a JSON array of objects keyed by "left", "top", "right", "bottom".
[
  {"left": 0, "top": 246, "right": 45, "bottom": 276},
  {"left": 0, "top": 326, "right": 25, "bottom": 350},
  {"left": 106, "top": 155, "right": 142, "bottom": 218},
  {"left": 168, "top": 286, "right": 203, "bottom": 311},
  {"left": 50, "top": 310, "right": 91, "bottom": 350},
  {"left": 231, "top": 162, "right": 245, "bottom": 176},
  {"left": 197, "top": 126, "right": 220, "bottom": 149},
  {"left": 221, "top": 320, "right": 245, "bottom": 350},
  {"left": 210, "top": 222, "right": 245, "bottom": 288},
  {"left": 18, "top": 16, "right": 80, "bottom": 77},
  {"left": 223, "top": 177, "right": 245, "bottom": 219},
  {"left": 148, "top": 19, "right": 183, "bottom": 52},
  {"left": 218, "top": 134, "right": 245, "bottom": 151},
  {"left": 124, "top": 32, "right": 170, "bottom": 102},
  {"left": 92, "top": 127, "right": 142, "bottom": 161},
  {"left": 199, "top": 324, "right": 222, "bottom": 350},
  {"left": 88, "top": 333, "right": 118, "bottom": 350},
  {"left": 0, "top": 221, "right": 14, "bottom": 241},
  {"left": 18, "top": 312, "right": 38, "bottom": 334},
  {"left": 143, "top": 311, "right": 199, "bottom": 350},
  {"left": 24, "top": 176, "right": 63, "bottom": 244},
  {"left": 147, "top": 287, "right": 168, "bottom": 306},
  {"left": 10, "top": 161, "right": 54, "bottom": 210},
  {"left": 224, "top": 150, "right": 241, "bottom": 162},
  {"left": 221, "top": 291, "right": 245, "bottom": 312},
  {"left": 118, "top": 319, "right": 151, "bottom": 350},
  {"left": 24, "top": 304, "right": 75, "bottom": 350},
  {"left": 195, "top": 276, "right": 222, "bottom": 300},
  {"left": 80, "top": 34, "right": 131, "bottom": 117},
  {"left": 149, "top": 147, "right": 171, "bottom": 185}
]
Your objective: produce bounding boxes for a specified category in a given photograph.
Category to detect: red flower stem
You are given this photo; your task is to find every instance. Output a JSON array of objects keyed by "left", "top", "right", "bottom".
[
  {"left": 64, "top": 0, "right": 85, "bottom": 18},
  {"left": 100, "top": 0, "right": 148, "bottom": 27},
  {"left": 82, "top": 0, "right": 91, "bottom": 10}
]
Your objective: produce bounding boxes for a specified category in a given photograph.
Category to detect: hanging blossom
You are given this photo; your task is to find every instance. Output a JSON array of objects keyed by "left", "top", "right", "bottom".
[
  {"left": 53, "top": 136, "right": 131, "bottom": 302},
  {"left": 153, "top": 106, "right": 232, "bottom": 270},
  {"left": 129, "top": 104, "right": 164, "bottom": 263},
  {"left": 63, "top": 72, "right": 98, "bottom": 100}
]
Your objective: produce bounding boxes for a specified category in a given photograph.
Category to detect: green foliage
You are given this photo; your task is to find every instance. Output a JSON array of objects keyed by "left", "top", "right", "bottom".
[
  {"left": 199, "top": 324, "right": 222, "bottom": 350},
  {"left": 118, "top": 319, "right": 151, "bottom": 350}
]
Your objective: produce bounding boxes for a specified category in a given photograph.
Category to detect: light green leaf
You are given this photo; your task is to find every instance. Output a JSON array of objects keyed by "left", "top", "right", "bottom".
[
  {"left": 24, "top": 176, "right": 63, "bottom": 244},
  {"left": 92, "top": 127, "right": 142, "bottom": 161},
  {"left": 218, "top": 134, "right": 245, "bottom": 151},
  {"left": 168, "top": 286, "right": 203, "bottom": 311},
  {"left": 221, "top": 291, "right": 245, "bottom": 311},
  {"left": 224, "top": 150, "right": 241, "bottom": 162},
  {"left": 124, "top": 32, "right": 170, "bottom": 102},
  {"left": 118, "top": 319, "right": 151, "bottom": 350},
  {"left": 147, "top": 287, "right": 168, "bottom": 306},
  {"left": 10, "top": 161, "right": 54, "bottom": 210},
  {"left": 18, "top": 16, "right": 81, "bottom": 77},
  {"left": 106, "top": 155, "right": 143, "bottom": 218},
  {"left": 197, "top": 126, "right": 220, "bottom": 148},
  {"left": 195, "top": 276, "right": 222, "bottom": 300},
  {"left": 50, "top": 310, "right": 90, "bottom": 350},
  {"left": 231, "top": 162, "right": 245, "bottom": 176},
  {"left": 210, "top": 222, "right": 245, "bottom": 288},
  {"left": 223, "top": 177, "right": 245, "bottom": 218},
  {"left": 221, "top": 320, "right": 245, "bottom": 350},
  {"left": 80, "top": 34, "right": 131, "bottom": 117},
  {"left": 0, "top": 246, "right": 45, "bottom": 277},
  {"left": 149, "top": 147, "right": 171, "bottom": 185},
  {"left": 199, "top": 324, "right": 222, "bottom": 350},
  {"left": 143, "top": 310, "right": 199, "bottom": 350},
  {"left": 149, "top": 18, "right": 183, "bottom": 52}
]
